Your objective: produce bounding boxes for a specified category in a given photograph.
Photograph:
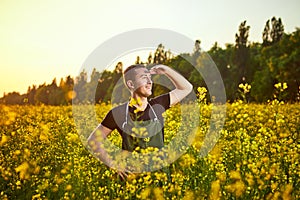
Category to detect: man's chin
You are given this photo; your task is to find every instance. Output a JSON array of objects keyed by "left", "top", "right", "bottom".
[{"left": 146, "top": 92, "right": 152, "bottom": 97}]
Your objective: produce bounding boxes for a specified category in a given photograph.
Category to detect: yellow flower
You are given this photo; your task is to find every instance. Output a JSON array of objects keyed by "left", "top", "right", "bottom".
[
  {"left": 0, "top": 135, "right": 9, "bottom": 146},
  {"left": 197, "top": 86, "right": 208, "bottom": 103},
  {"left": 32, "top": 194, "right": 41, "bottom": 200},
  {"left": 129, "top": 97, "right": 143, "bottom": 113},
  {"left": 66, "top": 132, "right": 79, "bottom": 143},
  {"left": 234, "top": 180, "right": 246, "bottom": 197},
  {"left": 271, "top": 182, "right": 278, "bottom": 191},
  {"left": 209, "top": 180, "right": 221, "bottom": 200},
  {"left": 153, "top": 187, "right": 164, "bottom": 200},
  {"left": 216, "top": 172, "right": 226, "bottom": 183},
  {"left": 179, "top": 153, "right": 196, "bottom": 167},
  {"left": 239, "top": 83, "right": 251, "bottom": 93},
  {"left": 229, "top": 170, "right": 242, "bottom": 180},
  {"left": 61, "top": 168, "right": 68, "bottom": 174},
  {"left": 15, "top": 161, "right": 30, "bottom": 180},
  {"left": 274, "top": 83, "right": 282, "bottom": 89},
  {"left": 65, "top": 184, "right": 72, "bottom": 191},
  {"left": 225, "top": 180, "right": 246, "bottom": 198},
  {"left": 140, "top": 187, "right": 151, "bottom": 200},
  {"left": 282, "top": 184, "right": 293, "bottom": 200}
]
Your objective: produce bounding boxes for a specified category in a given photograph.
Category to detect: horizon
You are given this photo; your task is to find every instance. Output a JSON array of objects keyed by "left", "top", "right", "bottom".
[{"left": 1, "top": 0, "right": 299, "bottom": 97}]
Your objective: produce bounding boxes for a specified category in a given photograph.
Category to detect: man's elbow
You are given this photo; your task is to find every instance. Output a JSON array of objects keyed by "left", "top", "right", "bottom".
[
  {"left": 180, "top": 83, "right": 193, "bottom": 99},
  {"left": 187, "top": 83, "right": 193, "bottom": 95},
  {"left": 87, "top": 134, "right": 94, "bottom": 148}
]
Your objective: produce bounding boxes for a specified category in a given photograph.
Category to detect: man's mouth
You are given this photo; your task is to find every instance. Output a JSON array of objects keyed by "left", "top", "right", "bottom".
[{"left": 145, "top": 85, "right": 152, "bottom": 90}]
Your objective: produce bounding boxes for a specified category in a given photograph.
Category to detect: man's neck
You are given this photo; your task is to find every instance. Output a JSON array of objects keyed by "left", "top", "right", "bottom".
[{"left": 130, "top": 95, "right": 148, "bottom": 111}]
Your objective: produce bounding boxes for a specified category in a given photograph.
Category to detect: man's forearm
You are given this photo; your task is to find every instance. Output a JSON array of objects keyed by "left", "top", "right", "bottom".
[
  {"left": 87, "top": 130, "right": 114, "bottom": 167},
  {"left": 163, "top": 66, "right": 193, "bottom": 92},
  {"left": 151, "top": 64, "right": 193, "bottom": 105},
  {"left": 87, "top": 128, "right": 131, "bottom": 174}
]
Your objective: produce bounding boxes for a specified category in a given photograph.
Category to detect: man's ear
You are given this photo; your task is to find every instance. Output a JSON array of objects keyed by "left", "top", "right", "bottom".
[{"left": 127, "top": 80, "right": 134, "bottom": 89}]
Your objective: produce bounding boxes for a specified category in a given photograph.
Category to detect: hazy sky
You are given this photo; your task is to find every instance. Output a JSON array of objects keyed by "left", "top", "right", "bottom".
[{"left": 0, "top": 0, "right": 299, "bottom": 96}]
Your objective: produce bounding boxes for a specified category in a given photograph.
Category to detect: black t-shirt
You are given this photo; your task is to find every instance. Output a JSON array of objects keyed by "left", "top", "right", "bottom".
[{"left": 101, "top": 93, "right": 170, "bottom": 140}]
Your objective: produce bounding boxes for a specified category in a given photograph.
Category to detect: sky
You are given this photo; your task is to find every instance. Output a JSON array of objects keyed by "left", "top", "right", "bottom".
[{"left": 0, "top": 0, "right": 299, "bottom": 97}]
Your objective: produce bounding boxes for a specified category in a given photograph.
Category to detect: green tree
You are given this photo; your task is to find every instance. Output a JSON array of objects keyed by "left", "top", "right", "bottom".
[
  {"left": 95, "top": 70, "right": 114, "bottom": 103},
  {"left": 265, "top": 29, "right": 300, "bottom": 101},
  {"left": 251, "top": 67, "right": 273, "bottom": 102},
  {"left": 208, "top": 42, "right": 234, "bottom": 101},
  {"left": 107, "top": 62, "right": 125, "bottom": 103},
  {"left": 87, "top": 68, "right": 101, "bottom": 103},
  {"left": 34, "top": 83, "right": 49, "bottom": 105},
  {"left": 234, "top": 20, "right": 250, "bottom": 82},
  {"left": 34, "top": 79, "right": 65, "bottom": 105},
  {"left": 147, "top": 53, "right": 153, "bottom": 64},
  {"left": 192, "top": 40, "right": 201, "bottom": 65},
  {"left": 0, "top": 92, "right": 25, "bottom": 105},
  {"left": 262, "top": 17, "right": 284, "bottom": 46},
  {"left": 154, "top": 44, "right": 166, "bottom": 64},
  {"left": 73, "top": 70, "right": 88, "bottom": 103},
  {"left": 48, "top": 78, "right": 65, "bottom": 105},
  {"left": 26, "top": 85, "right": 37, "bottom": 104},
  {"left": 59, "top": 76, "right": 74, "bottom": 105}
]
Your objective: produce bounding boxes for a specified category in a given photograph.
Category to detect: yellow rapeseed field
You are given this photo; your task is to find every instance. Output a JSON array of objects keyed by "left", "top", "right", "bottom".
[{"left": 0, "top": 89, "right": 299, "bottom": 199}]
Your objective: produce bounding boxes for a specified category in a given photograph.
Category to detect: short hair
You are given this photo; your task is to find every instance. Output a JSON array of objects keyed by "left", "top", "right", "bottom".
[{"left": 123, "top": 64, "right": 146, "bottom": 89}]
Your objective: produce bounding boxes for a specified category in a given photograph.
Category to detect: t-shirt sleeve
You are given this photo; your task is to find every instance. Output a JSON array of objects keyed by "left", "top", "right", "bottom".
[
  {"left": 101, "top": 109, "right": 117, "bottom": 130},
  {"left": 149, "top": 93, "right": 170, "bottom": 110}
]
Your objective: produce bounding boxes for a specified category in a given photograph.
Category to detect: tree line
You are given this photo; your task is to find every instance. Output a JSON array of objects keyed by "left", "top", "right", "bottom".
[{"left": 1, "top": 17, "right": 299, "bottom": 105}]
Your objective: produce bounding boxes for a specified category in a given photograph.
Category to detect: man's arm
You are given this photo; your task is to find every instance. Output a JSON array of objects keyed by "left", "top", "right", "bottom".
[
  {"left": 150, "top": 64, "right": 193, "bottom": 106},
  {"left": 87, "top": 124, "right": 131, "bottom": 180},
  {"left": 87, "top": 124, "right": 112, "bottom": 164}
]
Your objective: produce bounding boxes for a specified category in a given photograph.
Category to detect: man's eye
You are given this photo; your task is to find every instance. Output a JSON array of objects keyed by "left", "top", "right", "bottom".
[{"left": 141, "top": 74, "right": 151, "bottom": 79}]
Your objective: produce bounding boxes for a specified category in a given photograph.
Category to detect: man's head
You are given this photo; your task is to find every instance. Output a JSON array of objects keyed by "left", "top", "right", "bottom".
[{"left": 123, "top": 64, "right": 153, "bottom": 97}]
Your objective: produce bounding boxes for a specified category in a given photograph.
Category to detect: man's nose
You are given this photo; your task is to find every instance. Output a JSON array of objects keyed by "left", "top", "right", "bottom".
[{"left": 146, "top": 77, "right": 152, "bottom": 84}]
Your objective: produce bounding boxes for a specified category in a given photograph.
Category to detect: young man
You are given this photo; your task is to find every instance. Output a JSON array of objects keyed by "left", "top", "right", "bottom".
[{"left": 88, "top": 64, "right": 193, "bottom": 179}]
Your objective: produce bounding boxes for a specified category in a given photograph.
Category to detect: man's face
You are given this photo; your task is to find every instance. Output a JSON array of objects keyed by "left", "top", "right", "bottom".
[{"left": 132, "top": 68, "right": 153, "bottom": 97}]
